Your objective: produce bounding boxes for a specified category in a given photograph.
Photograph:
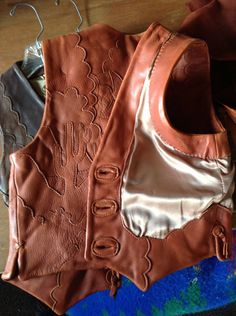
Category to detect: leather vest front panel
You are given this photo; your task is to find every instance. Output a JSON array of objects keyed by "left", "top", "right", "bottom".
[
  {"left": 0, "top": 62, "right": 109, "bottom": 315},
  {"left": 85, "top": 28, "right": 233, "bottom": 291},
  {"left": 2, "top": 24, "right": 143, "bottom": 314}
]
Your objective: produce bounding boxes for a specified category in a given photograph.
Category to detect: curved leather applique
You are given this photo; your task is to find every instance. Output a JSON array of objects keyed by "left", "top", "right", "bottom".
[
  {"left": 12, "top": 157, "right": 87, "bottom": 277},
  {"left": 139, "top": 203, "right": 233, "bottom": 291},
  {"left": 13, "top": 87, "right": 101, "bottom": 193},
  {"left": 145, "top": 204, "right": 232, "bottom": 241},
  {"left": 143, "top": 237, "right": 152, "bottom": 291},
  {"left": 97, "top": 40, "right": 123, "bottom": 119},
  {"left": 17, "top": 195, "right": 46, "bottom": 225},
  {"left": 75, "top": 34, "right": 98, "bottom": 112},
  {"left": 52, "top": 88, "right": 102, "bottom": 162},
  {"left": 50, "top": 272, "right": 61, "bottom": 312},
  {"left": 75, "top": 34, "right": 123, "bottom": 122}
]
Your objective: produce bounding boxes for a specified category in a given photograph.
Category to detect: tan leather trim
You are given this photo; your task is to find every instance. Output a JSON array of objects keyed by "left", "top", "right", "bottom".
[{"left": 149, "top": 35, "right": 230, "bottom": 159}]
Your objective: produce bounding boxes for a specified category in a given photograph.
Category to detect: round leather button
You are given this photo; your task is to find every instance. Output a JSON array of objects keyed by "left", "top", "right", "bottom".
[
  {"left": 92, "top": 199, "right": 118, "bottom": 217},
  {"left": 95, "top": 165, "right": 120, "bottom": 181},
  {"left": 91, "top": 237, "right": 120, "bottom": 258}
]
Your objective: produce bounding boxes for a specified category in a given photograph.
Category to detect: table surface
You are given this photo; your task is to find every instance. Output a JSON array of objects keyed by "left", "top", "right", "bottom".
[{"left": 0, "top": 0, "right": 235, "bottom": 273}]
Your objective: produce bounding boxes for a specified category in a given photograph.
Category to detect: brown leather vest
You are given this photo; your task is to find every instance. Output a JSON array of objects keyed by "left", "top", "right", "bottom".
[
  {"left": 2, "top": 22, "right": 234, "bottom": 313},
  {"left": 2, "top": 24, "right": 141, "bottom": 314}
]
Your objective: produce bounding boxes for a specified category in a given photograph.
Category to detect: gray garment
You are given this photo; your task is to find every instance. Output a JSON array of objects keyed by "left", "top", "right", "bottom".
[{"left": 0, "top": 62, "right": 44, "bottom": 205}]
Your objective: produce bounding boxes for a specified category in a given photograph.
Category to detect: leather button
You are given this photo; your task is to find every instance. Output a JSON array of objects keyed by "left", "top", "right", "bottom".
[
  {"left": 92, "top": 237, "right": 120, "bottom": 258},
  {"left": 212, "top": 225, "right": 224, "bottom": 237},
  {"left": 92, "top": 199, "right": 118, "bottom": 217},
  {"left": 95, "top": 165, "right": 120, "bottom": 181}
]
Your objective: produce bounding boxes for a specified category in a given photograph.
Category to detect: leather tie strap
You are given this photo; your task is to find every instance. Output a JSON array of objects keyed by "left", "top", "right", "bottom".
[
  {"left": 106, "top": 269, "right": 121, "bottom": 297},
  {"left": 212, "top": 224, "right": 230, "bottom": 261}
]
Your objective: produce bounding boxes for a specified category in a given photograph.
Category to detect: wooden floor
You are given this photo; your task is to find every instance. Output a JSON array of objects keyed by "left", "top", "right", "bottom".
[{"left": 0, "top": 0, "right": 235, "bottom": 273}]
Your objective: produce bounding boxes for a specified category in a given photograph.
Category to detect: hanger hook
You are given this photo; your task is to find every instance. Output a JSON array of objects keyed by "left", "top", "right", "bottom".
[
  {"left": 9, "top": 3, "right": 44, "bottom": 50},
  {"left": 55, "top": 0, "right": 83, "bottom": 32}
]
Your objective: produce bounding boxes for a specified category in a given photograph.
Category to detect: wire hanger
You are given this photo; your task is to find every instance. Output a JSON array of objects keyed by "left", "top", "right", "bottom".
[
  {"left": 54, "top": 0, "right": 83, "bottom": 32},
  {"left": 10, "top": 3, "right": 44, "bottom": 79}
]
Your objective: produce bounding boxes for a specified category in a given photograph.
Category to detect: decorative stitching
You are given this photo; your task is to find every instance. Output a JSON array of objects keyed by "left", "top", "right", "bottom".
[
  {"left": 98, "top": 39, "right": 123, "bottom": 119},
  {"left": 49, "top": 207, "right": 84, "bottom": 226},
  {"left": 143, "top": 237, "right": 151, "bottom": 291},
  {"left": 16, "top": 153, "right": 63, "bottom": 196},
  {"left": 25, "top": 244, "right": 83, "bottom": 277},
  {"left": 76, "top": 34, "right": 99, "bottom": 114},
  {"left": 17, "top": 195, "right": 46, "bottom": 225},
  {"left": 75, "top": 168, "right": 89, "bottom": 188},
  {"left": 141, "top": 206, "right": 231, "bottom": 288},
  {"left": 149, "top": 33, "right": 175, "bottom": 79},
  {"left": 154, "top": 121, "right": 231, "bottom": 159},
  {"left": 161, "top": 204, "right": 232, "bottom": 241},
  {"left": 0, "top": 78, "right": 32, "bottom": 141},
  {"left": 17, "top": 192, "right": 86, "bottom": 228},
  {"left": 50, "top": 272, "right": 61, "bottom": 312},
  {"left": 50, "top": 88, "right": 102, "bottom": 165}
]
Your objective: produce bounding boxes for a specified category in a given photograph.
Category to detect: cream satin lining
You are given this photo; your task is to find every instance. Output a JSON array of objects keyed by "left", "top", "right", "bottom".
[{"left": 121, "top": 76, "right": 234, "bottom": 239}]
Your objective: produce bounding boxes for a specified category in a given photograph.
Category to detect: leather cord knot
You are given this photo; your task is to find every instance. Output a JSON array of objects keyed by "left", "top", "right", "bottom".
[
  {"left": 212, "top": 224, "right": 229, "bottom": 261},
  {"left": 106, "top": 269, "right": 121, "bottom": 297}
]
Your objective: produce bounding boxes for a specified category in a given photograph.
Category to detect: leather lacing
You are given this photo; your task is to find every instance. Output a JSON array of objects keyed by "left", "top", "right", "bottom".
[
  {"left": 106, "top": 269, "right": 121, "bottom": 297},
  {"left": 212, "top": 224, "right": 230, "bottom": 261}
]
